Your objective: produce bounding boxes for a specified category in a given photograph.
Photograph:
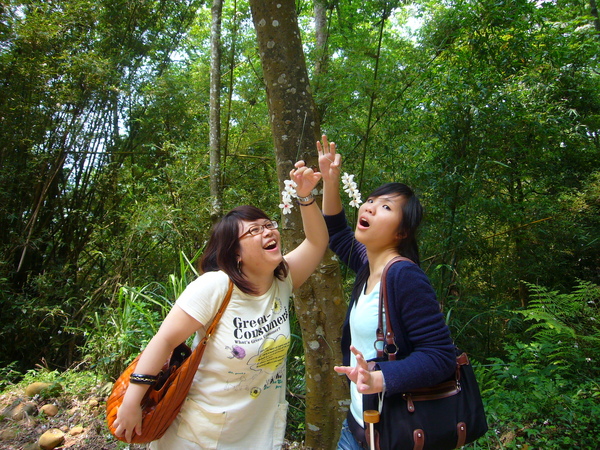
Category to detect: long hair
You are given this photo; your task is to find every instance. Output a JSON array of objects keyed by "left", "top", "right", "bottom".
[{"left": 200, "top": 205, "right": 288, "bottom": 295}]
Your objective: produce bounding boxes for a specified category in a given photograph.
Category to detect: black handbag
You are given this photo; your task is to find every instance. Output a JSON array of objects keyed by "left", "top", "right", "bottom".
[{"left": 362, "top": 257, "right": 488, "bottom": 450}]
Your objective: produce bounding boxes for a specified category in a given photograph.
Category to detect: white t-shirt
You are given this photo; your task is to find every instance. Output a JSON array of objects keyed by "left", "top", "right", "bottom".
[
  {"left": 349, "top": 282, "right": 382, "bottom": 427},
  {"left": 150, "top": 270, "right": 292, "bottom": 450}
]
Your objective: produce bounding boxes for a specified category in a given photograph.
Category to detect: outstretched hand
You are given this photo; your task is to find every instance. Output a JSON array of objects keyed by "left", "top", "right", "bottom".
[
  {"left": 334, "top": 345, "right": 385, "bottom": 395},
  {"left": 317, "top": 134, "right": 341, "bottom": 184},
  {"left": 289, "top": 160, "right": 321, "bottom": 198}
]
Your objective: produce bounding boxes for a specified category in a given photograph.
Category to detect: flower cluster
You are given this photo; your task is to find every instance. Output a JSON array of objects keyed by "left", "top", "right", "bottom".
[
  {"left": 279, "top": 179, "right": 297, "bottom": 215},
  {"left": 342, "top": 173, "right": 362, "bottom": 208},
  {"left": 279, "top": 173, "right": 362, "bottom": 214}
]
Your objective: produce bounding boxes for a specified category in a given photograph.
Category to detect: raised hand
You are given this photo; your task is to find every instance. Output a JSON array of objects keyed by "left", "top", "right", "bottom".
[
  {"left": 289, "top": 160, "right": 321, "bottom": 198},
  {"left": 317, "top": 134, "right": 341, "bottom": 184}
]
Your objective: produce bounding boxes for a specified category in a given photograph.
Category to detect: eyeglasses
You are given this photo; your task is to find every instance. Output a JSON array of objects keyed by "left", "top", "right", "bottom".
[{"left": 239, "top": 220, "right": 278, "bottom": 239}]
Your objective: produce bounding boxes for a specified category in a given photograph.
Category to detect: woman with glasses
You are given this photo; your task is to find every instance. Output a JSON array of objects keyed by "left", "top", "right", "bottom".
[{"left": 113, "top": 159, "right": 328, "bottom": 449}]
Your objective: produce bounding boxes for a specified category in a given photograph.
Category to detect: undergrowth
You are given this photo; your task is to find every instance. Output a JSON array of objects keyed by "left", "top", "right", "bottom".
[
  {"left": 475, "top": 279, "right": 600, "bottom": 449},
  {"left": 6, "top": 257, "right": 599, "bottom": 447}
]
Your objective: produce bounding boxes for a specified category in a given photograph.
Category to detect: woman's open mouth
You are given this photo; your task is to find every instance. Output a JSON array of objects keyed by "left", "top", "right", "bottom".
[
  {"left": 264, "top": 240, "right": 278, "bottom": 250},
  {"left": 359, "top": 217, "right": 370, "bottom": 228}
]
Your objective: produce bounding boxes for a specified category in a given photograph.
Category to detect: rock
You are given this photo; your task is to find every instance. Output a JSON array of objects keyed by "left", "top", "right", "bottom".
[
  {"left": 25, "top": 382, "right": 52, "bottom": 397},
  {"left": 0, "top": 428, "right": 17, "bottom": 440},
  {"left": 0, "top": 399, "right": 20, "bottom": 416},
  {"left": 38, "top": 428, "right": 65, "bottom": 450},
  {"left": 70, "top": 425, "right": 84, "bottom": 435},
  {"left": 40, "top": 404, "right": 58, "bottom": 417},
  {"left": 23, "top": 443, "right": 40, "bottom": 450},
  {"left": 6, "top": 400, "right": 37, "bottom": 420}
]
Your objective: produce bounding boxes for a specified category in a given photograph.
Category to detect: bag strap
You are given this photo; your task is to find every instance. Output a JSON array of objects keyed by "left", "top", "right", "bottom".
[
  {"left": 377, "top": 262, "right": 467, "bottom": 385},
  {"left": 204, "top": 279, "right": 234, "bottom": 339},
  {"left": 185, "top": 279, "right": 234, "bottom": 370},
  {"left": 375, "top": 256, "right": 415, "bottom": 361}
]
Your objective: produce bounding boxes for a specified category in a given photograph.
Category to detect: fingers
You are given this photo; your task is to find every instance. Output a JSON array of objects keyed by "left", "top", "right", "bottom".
[
  {"left": 122, "top": 425, "right": 134, "bottom": 443},
  {"left": 317, "top": 135, "right": 336, "bottom": 158},
  {"left": 290, "top": 160, "right": 305, "bottom": 179},
  {"left": 317, "top": 135, "right": 342, "bottom": 182},
  {"left": 334, "top": 365, "right": 359, "bottom": 385},
  {"left": 113, "top": 419, "right": 141, "bottom": 443},
  {"left": 349, "top": 345, "right": 369, "bottom": 369},
  {"left": 333, "top": 152, "right": 341, "bottom": 167},
  {"left": 334, "top": 365, "right": 351, "bottom": 375},
  {"left": 336, "top": 346, "right": 384, "bottom": 394},
  {"left": 291, "top": 161, "right": 320, "bottom": 175},
  {"left": 290, "top": 160, "right": 322, "bottom": 188},
  {"left": 290, "top": 167, "right": 320, "bottom": 185}
]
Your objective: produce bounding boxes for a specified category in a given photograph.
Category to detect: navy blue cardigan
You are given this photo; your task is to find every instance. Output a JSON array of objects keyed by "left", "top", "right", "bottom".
[{"left": 325, "top": 210, "right": 456, "bottom": 395}]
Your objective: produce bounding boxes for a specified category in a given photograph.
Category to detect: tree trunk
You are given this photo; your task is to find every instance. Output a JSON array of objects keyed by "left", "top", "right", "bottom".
[
  {"left": 209, "top": 0, "right": 224, "bottom": 221},
  {"left": 313, "top": 0, "right": 329, "bottom": 77},
  {"left": 248, "top": 1, "right": 348, "bottom": 447},
  {"left": 590, "top": 0, "right": 600, "bottom": 32}
]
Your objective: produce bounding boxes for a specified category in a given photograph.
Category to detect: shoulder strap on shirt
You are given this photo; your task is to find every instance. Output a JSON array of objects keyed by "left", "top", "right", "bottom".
[{"left": 375, "top": 256, "right": 415, "bottom": 361}]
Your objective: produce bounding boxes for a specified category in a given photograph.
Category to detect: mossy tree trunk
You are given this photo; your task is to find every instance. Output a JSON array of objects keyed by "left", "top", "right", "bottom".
[{"left": 249, "top": 1, "right": 348, "bottom": 447}]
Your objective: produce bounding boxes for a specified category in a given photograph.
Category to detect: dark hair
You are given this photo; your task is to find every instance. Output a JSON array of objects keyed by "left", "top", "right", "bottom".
[
  {"left": 200, "top": 205, "right": 288, "bottom": 295},
  {"left": 368, "top": 182, "right": 423, "bottom": 266},
  {"left": 351, "top": 183, "right": 424, "bottom": 303}
]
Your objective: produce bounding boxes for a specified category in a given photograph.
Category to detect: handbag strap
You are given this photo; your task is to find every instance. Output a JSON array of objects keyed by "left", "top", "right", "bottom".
[
  {"left": 186, "top": 279, "right": 234, "bottom": 368},
  {"left": 376, "top": 261, "right": 466, "bottom": 380},
  {"left": 203, "top": 279, "right": 234, "bottom": 339},
  {"left": 376, "top": 256, "right": 414, "bottom": 361}
]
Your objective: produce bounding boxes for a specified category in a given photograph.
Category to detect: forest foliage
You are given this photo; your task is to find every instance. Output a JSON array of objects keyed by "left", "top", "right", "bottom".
[{"left": 1, "top": 0, "right": 599, "bottom": 447}]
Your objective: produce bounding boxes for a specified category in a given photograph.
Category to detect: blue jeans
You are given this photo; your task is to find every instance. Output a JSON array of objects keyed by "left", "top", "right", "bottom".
[{"left": 337, "top": 419, "right": 365, "bottom": 450}]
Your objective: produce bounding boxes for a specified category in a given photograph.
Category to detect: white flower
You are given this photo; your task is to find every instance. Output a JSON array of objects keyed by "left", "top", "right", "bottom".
[
  {"left": 280, "top": 179, "right": 298, "bottom": 213},
  {"left": 279, "top": 201, "right": 293, "bottom": 215},
  {"left": 280, "top": 171, "right": 361, "bottom": 214},
  {"left": 283, "top": 179, "right": 298, "bottom": 196},
  {"left": 349, "top": 198, "right": 362, "bottom": 208},
  {"left": 341, "top": 172, "right": 362, "bottom": 208}
]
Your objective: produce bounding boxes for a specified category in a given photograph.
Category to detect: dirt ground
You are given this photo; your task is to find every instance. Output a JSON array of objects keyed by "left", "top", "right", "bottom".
[
  {"left": 0, "top": 386, "right": 306, "bottom": 450},
  {"left": 0, "top": 386, "right": 145, "bottom": 450}
]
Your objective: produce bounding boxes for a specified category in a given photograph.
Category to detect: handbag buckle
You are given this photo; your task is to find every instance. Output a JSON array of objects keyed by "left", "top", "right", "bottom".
[
  {"left": 374, "top": 338, "right": 400, "bottom": 357},
  {"left": 384, "top": 341, "right": 399, "bottom": 357}
]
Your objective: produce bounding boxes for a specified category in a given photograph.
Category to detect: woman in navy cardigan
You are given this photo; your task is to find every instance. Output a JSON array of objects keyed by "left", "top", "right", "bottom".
[{"left": 316, "top": 135, "right": 456, "bottom": 449}]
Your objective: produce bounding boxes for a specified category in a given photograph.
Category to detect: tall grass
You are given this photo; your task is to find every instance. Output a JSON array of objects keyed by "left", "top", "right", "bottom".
[{"left": 84, "top": 251, "right": 201, "bottom": 379}]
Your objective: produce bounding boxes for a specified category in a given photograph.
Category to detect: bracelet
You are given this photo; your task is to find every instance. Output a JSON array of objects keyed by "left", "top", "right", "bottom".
[
  {"left": 130, "top": 373, "right": 159, "bottom": 385},
  {"left": 296, "top": 198, "right": 316, "bottom": 206},
  {"left": 296, "top": 194, "right": 315, "bottom": 206},
  {"left": 296, "top": 194, "right": 314, "bottom": 203}
]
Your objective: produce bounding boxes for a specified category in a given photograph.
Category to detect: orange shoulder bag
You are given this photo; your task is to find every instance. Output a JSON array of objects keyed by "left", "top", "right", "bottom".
[{"left": 106, "top": 280, "right": 234, "bottom": 443}]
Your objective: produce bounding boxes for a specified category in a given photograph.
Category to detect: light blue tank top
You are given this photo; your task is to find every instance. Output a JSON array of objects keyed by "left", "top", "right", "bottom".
[{"left": 349, "top": 282, "right": 384, "bottom": 427}]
